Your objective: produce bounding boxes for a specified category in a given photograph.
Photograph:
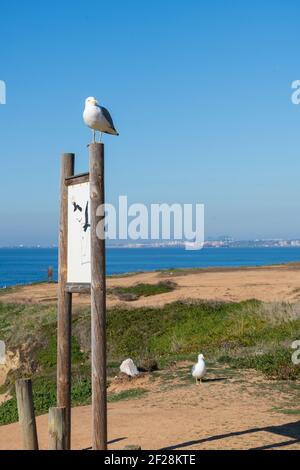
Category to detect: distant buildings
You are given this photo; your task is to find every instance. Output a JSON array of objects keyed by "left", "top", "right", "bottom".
[
  {"left": 108, "top": 239, "right": 300, "bottom": 249},
  {"left": 2, "top": 239, "right": 300, "bottom": 249}
]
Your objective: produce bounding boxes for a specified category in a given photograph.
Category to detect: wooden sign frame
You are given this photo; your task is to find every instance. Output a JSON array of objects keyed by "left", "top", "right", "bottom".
[
  {"left": 57, "top": 144, "right": 107, "bottom": 450},
  {"left": 65, "top": 172, "right": 91, "bottom": 292}
]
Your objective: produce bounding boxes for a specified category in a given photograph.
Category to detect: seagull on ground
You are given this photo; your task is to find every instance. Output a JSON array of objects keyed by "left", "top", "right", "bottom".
[
  {"left": 191, "top": 353, "right": 206, "bottom": 385},
  {"left": 83, "top": 96, "right": 119, "bottom": 142}
]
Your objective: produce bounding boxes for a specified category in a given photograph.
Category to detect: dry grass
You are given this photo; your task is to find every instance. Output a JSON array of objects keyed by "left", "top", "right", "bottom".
[{"left": 258, "top": 302, "right": 300, "bottom": 324}]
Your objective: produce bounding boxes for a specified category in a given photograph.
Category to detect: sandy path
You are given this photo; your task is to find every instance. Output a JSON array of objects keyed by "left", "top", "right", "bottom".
[
  {"left": 1, "top": 264, "right": 300, "bottom": 307},
  {"left": 0, "top": 367, "right": 299, "bottom": 450},
  {"left": 1, "top": 265, "right": 300, "bottom": 450}
]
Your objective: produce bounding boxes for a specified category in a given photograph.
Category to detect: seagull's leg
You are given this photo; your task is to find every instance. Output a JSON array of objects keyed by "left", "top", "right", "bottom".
[
  {"left": 100, "top": 132, "right": 103, "bottom": 143},
  {"left": 93, "top": 130, "right": 96, "bottom": 143}
]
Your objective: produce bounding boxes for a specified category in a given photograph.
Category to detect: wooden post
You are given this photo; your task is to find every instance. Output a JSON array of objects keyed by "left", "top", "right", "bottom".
[
  {"left": 48, "top": 407, "right": 67, "bottom": 450},
  {"left": 15, "top": 379, "right": 39, "bottom": 450},
  {"left": 57, "top": 153, "right": 74, "bottom": 450},
  {"left": 124, "top": 445, "right": 142, "bottom": 450},
  {"left": 89, "top": 143, "right": 107, "bottom": 450}
]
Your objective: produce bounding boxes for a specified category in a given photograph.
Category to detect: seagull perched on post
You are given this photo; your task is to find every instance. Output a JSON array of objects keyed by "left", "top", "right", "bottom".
[
  {"left": 83, "top": 96, "right": 119, "bottom": 142},
  {"left": 191, "top": 354, "right": 206, "bottom": 385}
]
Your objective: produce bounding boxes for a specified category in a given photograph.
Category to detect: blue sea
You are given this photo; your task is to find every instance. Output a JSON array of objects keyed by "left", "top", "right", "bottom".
[{"left": 1, "top": 247, "right": 300, "bottom": 288}]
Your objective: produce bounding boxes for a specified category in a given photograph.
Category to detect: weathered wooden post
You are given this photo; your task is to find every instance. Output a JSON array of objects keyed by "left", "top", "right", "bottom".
[
  {"left": 48, "top": 407, "right": 67, "bottom": 450},
  {"left": 89, "top": 142, "right": 107, "bottom": 450},
  {"left": 56, "top": 144, "right": 108, "bottom": 450},
  {"left": 57, "top": 153, "right": 74, "bottom": 450},
  {"left": 15, "top": 379, "right": 39, "bottom": 450}
]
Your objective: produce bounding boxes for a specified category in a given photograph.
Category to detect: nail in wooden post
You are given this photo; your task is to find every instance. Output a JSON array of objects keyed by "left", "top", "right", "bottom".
[
  {"left": 48, "top": 407, "right": 67, "bottom": 450},
  {"left": 89, "top": 143, "right": 107, "bottom": 450},
  {"left": 15, "top": 379, "right": 39, "bottom": 450},
  {"left": 57, "top": 153, "right": 74, "bottom": 450}
]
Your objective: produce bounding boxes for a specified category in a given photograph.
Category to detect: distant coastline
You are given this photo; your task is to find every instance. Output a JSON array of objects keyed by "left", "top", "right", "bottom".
[{"left": 1, "top": 238, "right": 300, "bottom": 249}]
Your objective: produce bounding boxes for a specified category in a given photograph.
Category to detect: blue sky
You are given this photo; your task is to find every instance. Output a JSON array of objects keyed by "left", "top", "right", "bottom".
[{"left": 1, "top": 0, "right": 300, "bottom": 245}]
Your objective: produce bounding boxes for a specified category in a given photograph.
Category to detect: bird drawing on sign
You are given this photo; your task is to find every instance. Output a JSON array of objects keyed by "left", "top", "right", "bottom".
[
  {"left": 191, "top": 354, "right": 206, "bottom": 385},
  {"left": 83, "top": 96, "right": 119, "bottom": 142},
  {"left": 73, "top": 202, "right": 82, "bottom": 213},
  {"left": 83, "top": 202, "right": 90, "bottom": 233}
]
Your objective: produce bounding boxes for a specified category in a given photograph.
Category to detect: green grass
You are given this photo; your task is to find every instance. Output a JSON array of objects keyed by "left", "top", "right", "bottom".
[
  {"left": 108, "top": 388, "right": 148, "bottom": 402},
  {"left": 1, "top": 298, "right": 300, "bottom": 425},
  {"left": 2, "top": 299, "right": 300, "bottom": 370},
  {"left": 106, "top": 299, "right": 300, "bottom": 359},
  {"left": 0, "top": 373, "right": 93, "bottom": 426},
  {"left": 37, "top": 326, "right": 86, "bottom": 370},
  {"left": 108, "top": 281, "right": 176, "bottom": 301},
  {"left": 0, "top": 302, "right": 56, "bottom": 344},
  {"left": 272, "top": 408, "right": 300, "bottom": 415},
  {"left": 0, "top": 398, "right": 19, "bottom": 426},
  {"left": 0, "top": 379, "right": 147, "bottom": 426},
  {"left": 219, "top": 348, "right": 300, "bottom": 380}
]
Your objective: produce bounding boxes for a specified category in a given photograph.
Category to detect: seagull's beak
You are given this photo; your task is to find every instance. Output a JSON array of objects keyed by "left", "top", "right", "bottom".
[{"left": 89, "top": 99, "right": 97, "bottom": 106}]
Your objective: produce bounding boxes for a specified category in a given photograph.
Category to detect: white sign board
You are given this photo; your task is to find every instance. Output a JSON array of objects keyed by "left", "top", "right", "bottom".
[{"left": 67, "top": 182, "right": 91, "bottom": 283}]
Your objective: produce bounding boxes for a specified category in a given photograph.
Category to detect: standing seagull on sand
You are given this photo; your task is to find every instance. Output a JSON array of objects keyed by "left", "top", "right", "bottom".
[
  {"left": 83, "top": 96, "right": 119, "bottom": 142},
  {"left": 191, "top": 354, "right": 206, "bottom": 385}
]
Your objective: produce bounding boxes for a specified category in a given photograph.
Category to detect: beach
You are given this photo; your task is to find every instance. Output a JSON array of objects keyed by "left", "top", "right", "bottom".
[{"left": 1, "top": 263, "right": 300, "bottom": 307}]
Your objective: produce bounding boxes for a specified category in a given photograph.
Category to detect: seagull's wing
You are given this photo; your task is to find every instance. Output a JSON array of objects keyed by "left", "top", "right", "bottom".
[{"left": 100, "top": 106, "right": 119, "bottom": 134}]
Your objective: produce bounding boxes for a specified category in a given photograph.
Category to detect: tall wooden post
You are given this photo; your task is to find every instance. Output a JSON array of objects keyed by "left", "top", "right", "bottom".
[
  {"left": 57, "top": 152, "right": 74, "bottom": 450},
  {"left": 89, "top": 143, "right": 107, "bottom": 450},
  {"left": 15, "top": 379, "right": 39, "bottom": 450}
]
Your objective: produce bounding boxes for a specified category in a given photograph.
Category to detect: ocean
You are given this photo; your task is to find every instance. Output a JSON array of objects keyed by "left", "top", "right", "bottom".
[{"left": 1, "top": 247, "right": 300, "bottom": 288}]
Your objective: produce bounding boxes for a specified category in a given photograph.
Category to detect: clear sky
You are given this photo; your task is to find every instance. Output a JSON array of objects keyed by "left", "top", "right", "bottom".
[{"left": 1, "top": 0, "right": 300, "bottom": 245}]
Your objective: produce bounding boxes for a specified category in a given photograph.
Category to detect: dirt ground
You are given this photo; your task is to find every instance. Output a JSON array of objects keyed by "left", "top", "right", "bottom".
[
  {"left": 1, "top": 263, "right": 300, "bottom": 307},
  {"left": 1, "top": 265, "right": 300, "bottom": 450},
  {"left": 0, "top": 364, "right": 299, "bottom": 450}
]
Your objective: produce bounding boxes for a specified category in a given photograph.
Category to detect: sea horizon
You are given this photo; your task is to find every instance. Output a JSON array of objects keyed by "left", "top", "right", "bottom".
[{"left": 1, "top": 246, "right": 300, "bottom": 288}]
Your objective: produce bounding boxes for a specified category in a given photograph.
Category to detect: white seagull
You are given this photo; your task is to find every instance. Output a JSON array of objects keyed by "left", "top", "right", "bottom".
[
  {"left": 191, "top": 353, "right": 206, "bottom": 385},
  {"left": 83, "top": 96, "right": 119, "bottom": 142}
]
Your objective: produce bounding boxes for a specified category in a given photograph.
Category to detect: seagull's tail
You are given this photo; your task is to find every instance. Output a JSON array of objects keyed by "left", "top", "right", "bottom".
[{"left": 107, "top": 128, "right": 119, "bottom": 136}]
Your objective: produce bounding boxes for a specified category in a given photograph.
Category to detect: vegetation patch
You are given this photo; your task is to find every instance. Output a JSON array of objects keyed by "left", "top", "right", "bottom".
[
  {"left": 37, "top": 326, "right": 86, "bottom": 370},
  {"left": 108, "top": 388, "right": 148, "bottom": 402},
  {"left": 0, "top": 383, "right": 147, "bottom": 426},
  {"left": 1, "top": 298, "right": 300, "bottom": 425},
  {"left": 219, "top": 348, "right": 300, "bottom": 380},
  {"left": 273, "top": 408, "right": 300, "bottom": 416},
  {"left": 108, "top": 280, "right": 177, "bottom": 301}
]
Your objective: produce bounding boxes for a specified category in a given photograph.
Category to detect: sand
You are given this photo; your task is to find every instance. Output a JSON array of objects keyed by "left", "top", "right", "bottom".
[
  {"left": 1, "top": 263, "right": 300, "bottom": 307},
  {"left": 1, "top": 264, "right": 300, "bottom": 450},
  {"left": 0, "top": 365, "right": 299, "bottom": 450}
]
